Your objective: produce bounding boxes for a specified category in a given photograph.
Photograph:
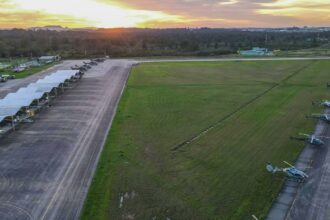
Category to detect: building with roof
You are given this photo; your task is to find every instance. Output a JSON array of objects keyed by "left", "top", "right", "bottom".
[
  {"left": 38, "top": 55, "right": 61, "bottom": 64},
  {"left": 25, "top": 60, "right": 42, "bottom": 67},
  {"left": 239, "top": 47, "right": 274, "bottom": 56}
]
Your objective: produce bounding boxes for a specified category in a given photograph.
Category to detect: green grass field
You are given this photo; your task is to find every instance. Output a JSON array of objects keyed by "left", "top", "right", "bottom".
[
  {"left": 0, "top": 59, "right": 57, "bottom": 79},
  {"left": 82, "top": 60, "right": 330, "bottom": 220},
  {"left": 276, "top": 44, "right": 330, "bottom": 57}
]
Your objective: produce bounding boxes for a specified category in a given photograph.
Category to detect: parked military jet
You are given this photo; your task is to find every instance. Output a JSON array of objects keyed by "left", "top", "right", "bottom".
[
  {"left": 83, "top": 63, "right": 91, "bottom": 69},
  {"left": 290, "top": 133, "right": 325, "bottom": 146},
  {"left": 90, "top": 60, "right": 98, "bottom": 65},
  {"left": 84, "top": 61, "right": 98, "bottom": 66},
  {"left": 71, "top": 65, "right": 87, "bottom": 72},
  {"left": 307, "top": 114, "right": 330, "bottom": 123},
  {"left": 71, "top": 65, "right": 80, "bottom": 70},
  {"left": 93, "top": 58, "right": 106, "bottom": 62},
  {"left": 266, "top": 161, "right": 308, "bottom": 182}
]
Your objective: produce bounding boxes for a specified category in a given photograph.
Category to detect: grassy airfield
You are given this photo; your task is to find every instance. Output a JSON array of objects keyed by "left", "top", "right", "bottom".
[{"left": 82, "top": 60, "right": 330, "bottom": 220}]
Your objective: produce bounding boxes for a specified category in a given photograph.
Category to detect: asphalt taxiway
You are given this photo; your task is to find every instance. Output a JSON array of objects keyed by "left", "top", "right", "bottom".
[{"left": 0, "top": 59, "right": 134, "bottom": 219}]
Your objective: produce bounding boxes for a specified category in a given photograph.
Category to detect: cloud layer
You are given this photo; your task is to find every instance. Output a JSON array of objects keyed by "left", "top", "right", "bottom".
[{"left": 0, "top": 0, "right": 329, "bottom": 28}]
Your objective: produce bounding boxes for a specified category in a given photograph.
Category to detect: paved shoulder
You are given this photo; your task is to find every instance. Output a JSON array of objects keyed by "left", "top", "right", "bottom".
[
  {"left": 267, "top": 108, "right": 330, "bottom": 220},
  {"left": 287, "top": 108, "right": 330, "bottom": 220}
]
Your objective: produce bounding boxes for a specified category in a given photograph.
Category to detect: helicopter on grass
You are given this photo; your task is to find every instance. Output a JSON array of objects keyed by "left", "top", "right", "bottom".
[
  {"left": 290, "top": 133, "right": 325, "bottom": 146},
  {"left": 266, "top": 161, "right": 308, "bottom": 182},
  {"left": 312, "top": 100, "right": 330, "bottom": 108}
]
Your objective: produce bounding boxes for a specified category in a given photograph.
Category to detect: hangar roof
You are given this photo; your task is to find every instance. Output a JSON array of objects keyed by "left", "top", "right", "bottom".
[{"left": 0, "top": 70, "right": 80, "bottom": 124}]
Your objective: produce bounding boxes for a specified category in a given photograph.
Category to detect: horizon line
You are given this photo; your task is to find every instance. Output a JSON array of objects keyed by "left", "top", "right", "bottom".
[{"left": 1, "top": 25, "right": 330, "bottom": 30}]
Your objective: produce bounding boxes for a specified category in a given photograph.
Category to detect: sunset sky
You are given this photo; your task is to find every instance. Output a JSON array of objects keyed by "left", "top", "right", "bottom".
[{"left": 0, "top": 0, "right": 329, "bottom": 28}]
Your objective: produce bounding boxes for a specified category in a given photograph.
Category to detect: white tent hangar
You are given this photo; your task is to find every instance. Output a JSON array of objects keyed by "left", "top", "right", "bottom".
[
  {"left": 27, "top": 83, "right": 59, "bottom": 94},
  {"left": 0, "top": 69, "right": 82, "bottom": 132},
  {"left": 0, "top": 106, "right": 22, "bottom": 123}
]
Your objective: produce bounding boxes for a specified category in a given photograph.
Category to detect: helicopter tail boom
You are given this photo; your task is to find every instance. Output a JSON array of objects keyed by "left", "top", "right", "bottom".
[
  {"left": 290, "top": 136, "right": 306, "bottom": 141},
  {"left": 266, "top": 163, "right": 282, "bottom": 173}
]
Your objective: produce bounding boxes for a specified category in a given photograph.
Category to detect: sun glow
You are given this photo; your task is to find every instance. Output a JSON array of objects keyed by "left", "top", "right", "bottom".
[
  {"left": 0, "top": 0, "right": 329, "bottom": 28},
  {"left": 9, "top": 0, "right": 181, "bottom": 28}
]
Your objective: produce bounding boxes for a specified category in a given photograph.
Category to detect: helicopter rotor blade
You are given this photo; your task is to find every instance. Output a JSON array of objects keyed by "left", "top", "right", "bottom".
[
  {"left": 283, "top": 161, "right": 294, "bottom": 168},
  {"left": 290, "top": 136, "right": 306, "bottom": 141},
  {"left": 252, "top": 215, "right": 259, "bottom": 220},
  {"left": 316, "top": 136, "right": 330, "bottom": 139},
  {"left": 298, "top": 133, "right": 310, "bottom": 137}
]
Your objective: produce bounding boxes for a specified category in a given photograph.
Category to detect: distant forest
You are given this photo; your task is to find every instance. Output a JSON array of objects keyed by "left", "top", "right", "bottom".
[{"left": 0, "top": 28, "right": 329, "bottom": 58}]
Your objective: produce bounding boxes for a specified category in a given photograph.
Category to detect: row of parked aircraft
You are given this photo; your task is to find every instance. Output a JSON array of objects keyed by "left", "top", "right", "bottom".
[
  {"left": 267, "top": 90, "right": 330, "bottom": 182},
  {"left": 71, "top": 58, "right": 105, "bottom": 72}
]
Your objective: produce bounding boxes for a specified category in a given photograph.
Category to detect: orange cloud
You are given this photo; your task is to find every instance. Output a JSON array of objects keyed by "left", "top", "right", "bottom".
[
  {"left": 1, "top": 0, "right": 183, "bottom": 28},
  {"left": 257, "top": 0, "right": 330, "bottom": 26},
  {"left": 139, "top": 17, "right": 252, "bottom": 28},
  {"left": 0, "top": 0, "right": 329, "bottom": 28},
  {"left": 0, "top": 12, "right": 94, "bottom": 29}
]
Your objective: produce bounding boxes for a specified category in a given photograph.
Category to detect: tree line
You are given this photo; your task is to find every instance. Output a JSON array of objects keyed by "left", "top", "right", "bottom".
[{"left": 0, "top": 28, "right": 329, "bottom": 58}]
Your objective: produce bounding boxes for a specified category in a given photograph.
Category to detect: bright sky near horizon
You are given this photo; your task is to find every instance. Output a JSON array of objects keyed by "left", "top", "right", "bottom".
[{"left": 0, "top": 0, "right": 329, "bottom": 28}]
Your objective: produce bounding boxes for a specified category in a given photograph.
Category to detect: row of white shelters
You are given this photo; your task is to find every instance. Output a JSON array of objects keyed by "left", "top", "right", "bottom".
[{"left": 0, "top": 70, "right": 82, "bottom": 133}]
